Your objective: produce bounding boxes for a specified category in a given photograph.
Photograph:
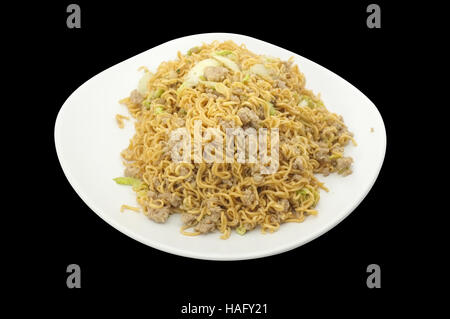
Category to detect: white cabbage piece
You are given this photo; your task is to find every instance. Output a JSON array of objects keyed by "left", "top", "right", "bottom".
[
  {"left": 211, "top": 54, "right": 240, "bottom": 72},
  {"left": 137, "top": 72, "right": 152, "bottom": 95},
  {"left": 262, "top": 55, "right": 277, "bottom": 63},
  {"left": 249, "top": 64, "right": 271, "bottom": 77},
  {"left": 184, "top": 58, "right": 220, "bottom": 88}
]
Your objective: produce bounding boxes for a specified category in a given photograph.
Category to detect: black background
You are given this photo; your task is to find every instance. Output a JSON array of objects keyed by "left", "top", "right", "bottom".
[{"left": 11, "top": 0, "right": 428, "bottom": 315}]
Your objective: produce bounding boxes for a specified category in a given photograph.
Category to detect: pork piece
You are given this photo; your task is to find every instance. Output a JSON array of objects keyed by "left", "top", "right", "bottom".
[
  {"left": 147, "top": 207, "right": 170, "bottom": 223},
  {"left": 232, "top": 87, "right": 243, "bottom": 95},
  {"left": 147, "top": 190, "right": 157, "bottom": 200},
  {"left": 174, "top": 117, "right": 185, "bottom": 127},
  {"left": 282, "top": 144, "right": 302, "bottom": 159},
  {"left": 331, "top": 121, "right": 345, "bottom": 134},
  {"left": 331, "top": 144, "right": 344, "bottom": 154},
  {"left": 237, "top": 107, "right": 260, "bottom": 127},
  {"left": 292, "top": 157, "right": 304, "bottom": 170},
  {"left": 163, "top": 135, "right": 184, "bottom": 157},
  {"left": 274, "top": 79, "right": 287, "bottom": 89},
  {"left": 256, "top": 105, "right": 265, "bottom": 118},
  {"left": 178, "top": 166, "right": 189, "bottom": 177},
  {"left": 130, "top": 89, "right": 144, "bottom": 105},
  {"left": 253, "top": 173, "right": 264, "bottom": 184},
  {"left": 181, "top": 213, "right": 197, "bottom": 226},
  {"left": 158, "top": 192, "right": 182, "bottom": 208},
  {"left": 336, "top": 157, "right": 353, "bottom": 176},
  {"left": 230, "top": 94, "right": 240, "bottom": 103},
  {"left": 270, "top": 213, "right": 282, "bottom": 224},
  {"left": 153, "top": 97, "right": 165, "bottom": 105},
  {"left": 194, "top": 219, "right": 216, "bottom": 233},
  {"left": 152, "top": 177, "right": 161, "bottom": 188},
  {"left": 205, "top": 87, "right": 221, "bottom": 99},
  {"left": 315, "top": 147, "right": 330, "bottom": 161},
  {"left": 278, "top": 199, "right": 290, "bottom": 212},
  {"left": 203, "top": 66, "right": 228, "bottom": 82},
  {"left": 283, "top": 60, "right": 293, "bottom": 70},
  {"left": 186, "top": 171, "right": 195, "bottom": 183},
  {"left": 221, "top": 178, "right": 233, "bottom": 187},
  {"left": 205, "top": 197, "right": 218, "bottom": 208},
  {"left": 319, "top": 167, "right": 331, "bottom": 176},
  {"left": 194, "top": 209, "right": 221, "bottom": 233},
  {"left": 208, "top": 203, "right": 223, "bottom": 215},
  {"left": 241, "top": 188, "right": 257, "bottom": 206},
  {"left": 219, "top": 119, "right": 236, "bottom": 129},
  {"left": 124, "top": 166, "right": 140, "bottom": 178}
]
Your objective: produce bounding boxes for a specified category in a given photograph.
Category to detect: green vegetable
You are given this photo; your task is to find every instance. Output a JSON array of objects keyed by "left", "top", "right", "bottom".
[
  {"left": 242, "top": 73, "right": 250, "bottom": 83},
  {"left": 199, "top": 75, "right": 206, "bottom": 81},
  {"left": 155, "top": 106, "right": 164, "bottom": 114},
  {"left": 329, "top": 153, "right": 342, "bottom": 160},
  {"left": 176, "top": 68, "right": 181, "bottom": 74},
  {"left": 268, "top": 102, "right": 276, "bottom": 115},
  {"left": 113, "top": 177, "right": 142, "bottom": 187},
  {"left": 187, "top": 46, "right": 200, "bottom": 56},
  {"left": 236, "top": 225, "right": 247, "bottom": 235},
  {"left": 176, "top": 83, "right": 186, "bottom": 95},
  {"left": 298, "top": 95, "right": 323, "bottom": 109},
  {"left": 216, "top": 50, "right": 233, "bottom": 56},
  {"left": 153, "top": 88, "right": 164, "bottom": 99},
  {"left": 142, "top": 88, "right": 165, "bottom": 109},
  {"left": 297, "top": 188, "right": 308, "bottom": 196},
  {"left": 142, "top": 99, "right": 151, "bottom": 110},
  {"left": 298, "top": 95, "right": 313, "bottom": 108},
  {"left": 313, "top": 190, "right": 320, "bottom": 206}
]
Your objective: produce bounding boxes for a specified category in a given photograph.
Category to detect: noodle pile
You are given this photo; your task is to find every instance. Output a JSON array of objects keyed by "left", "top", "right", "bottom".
[{"left": 117, "top": 40, "right": 355, "bottom": 239}]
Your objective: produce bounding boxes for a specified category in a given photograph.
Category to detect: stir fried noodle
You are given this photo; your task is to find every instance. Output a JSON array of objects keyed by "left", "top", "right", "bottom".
[{"left": 116, "top": 41, "right": 355, "bottom": 239}]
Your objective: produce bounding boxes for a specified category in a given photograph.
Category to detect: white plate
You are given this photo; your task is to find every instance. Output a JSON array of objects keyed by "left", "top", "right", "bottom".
[{"left": 54, "top": 33, "right": 386, "bottom": 260}]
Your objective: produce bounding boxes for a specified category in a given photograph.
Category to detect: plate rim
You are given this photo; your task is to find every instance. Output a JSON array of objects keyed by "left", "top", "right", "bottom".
[{"left": 54, "top": 32, "right": 387, "bottom": 261}]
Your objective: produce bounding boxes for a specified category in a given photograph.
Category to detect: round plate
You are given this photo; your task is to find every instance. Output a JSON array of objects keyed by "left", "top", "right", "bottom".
[{"left": 54, "top": 33, "right": 386, "bottom": 260}]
